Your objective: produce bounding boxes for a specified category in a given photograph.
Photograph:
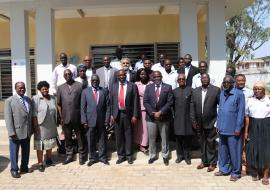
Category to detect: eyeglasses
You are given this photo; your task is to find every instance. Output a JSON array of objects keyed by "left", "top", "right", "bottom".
[
  {"left": 122, "top": 62, "right": 129, "bottom": 65},
  {"left": 84, "top": 59, "right": 91, "bottom": 61}
]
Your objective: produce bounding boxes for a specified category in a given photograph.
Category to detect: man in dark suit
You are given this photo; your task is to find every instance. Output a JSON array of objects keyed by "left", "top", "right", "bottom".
[
  {"left": 113, "top": 58, "right": 136, "bottom": 83},
  {"left": 182, "top": 54, "right": 199, "bottom": 87},
  {"left": 110, "top": 69, "right": 140, "bottom": 164},
  {"left": 173, "top": 73, "right": 194, "bottom": 165},
  {"left": 4, "top": 82, "right": 33, "bottom": 178},
  {"left": 96, "top": 56, "right": 118, "bottom": 90},
  {"left": 57, "top": 69, "right": 87, "bottom": 165},
  {"left": 143, "top": 71, "right": 173, "bottom": 166},
  {"left": 190, "top": 73, "right": 220, "bottom": 172},
  {"left": 81, "top": 74, "right": 110, "bottom": 166}
]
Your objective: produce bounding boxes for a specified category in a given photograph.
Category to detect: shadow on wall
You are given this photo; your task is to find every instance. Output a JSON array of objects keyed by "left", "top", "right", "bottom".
[{"left": 0, "top": 156, "right": 9, "bottom": 173}]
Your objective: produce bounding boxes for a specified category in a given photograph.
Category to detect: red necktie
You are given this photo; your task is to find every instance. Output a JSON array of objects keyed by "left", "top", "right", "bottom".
[
  {"left": 93, "top": 89, "right": 97, "bottom": 103},
  {"left": 119, "top": 84, "right": 125, "bottom": 109},
  {"left": 155, "top": 85, "right": 160, "bottom": 102}
]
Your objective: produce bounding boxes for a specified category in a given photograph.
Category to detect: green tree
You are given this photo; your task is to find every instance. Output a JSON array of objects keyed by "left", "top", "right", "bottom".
[{"left": 226, "top": 0, "right": 270, "bottom": 65}]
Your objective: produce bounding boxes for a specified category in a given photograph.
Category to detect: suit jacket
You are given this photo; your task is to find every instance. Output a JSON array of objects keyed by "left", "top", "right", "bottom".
[
  {"left": 4, "top": 95, "right": 33, "bottom": 139},
  {"left": 110, "top": 82, "right": 140, "bottom": 120},
  {"left": 113, "top": 70, "right": 137, "bottom": 83},
  {"left": 186, "top": 65, "right": 199, "bottom": 87},
  {"left": 57, "top": 81, "right": 82, "bottom": 124},
  {"left": 143, "top": 83, "right": 173, "bottom": 122},
  {"left": 96, "top": 66, "right": 117, "bottom": 89},
  {"left": 173, "top": 86, "right": 194, "bottom": 135},
  {"left": 190, "top": 84, "right": 220, "bottom": 129},
  {"left": 81, "top": 86, "right": 110, "bottom": 127},
  {"left": 32, "top": 94, "right": 57, "bottom": 125}
]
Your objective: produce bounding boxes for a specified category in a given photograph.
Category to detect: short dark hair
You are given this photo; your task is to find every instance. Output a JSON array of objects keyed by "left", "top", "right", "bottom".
[
  {"left": 37, "top": 81, "right": 50, "bottom": 90},
  {"left": 14, "top": 81, "right": 25, "bottom": 89},
  {"left": 235, "top": 74, "right": 246, "bottom": 80},
  {"left": 199, "top": 60, "right": 208, "bottom": 67}
]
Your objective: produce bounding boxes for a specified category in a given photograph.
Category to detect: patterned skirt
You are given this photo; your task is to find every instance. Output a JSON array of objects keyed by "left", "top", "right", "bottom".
[
  {"left": 34, "top": 138, "right": 57, "bottom": 151},
  {"left": 246, "top": 117, "right": 270, "bottom": 169}
]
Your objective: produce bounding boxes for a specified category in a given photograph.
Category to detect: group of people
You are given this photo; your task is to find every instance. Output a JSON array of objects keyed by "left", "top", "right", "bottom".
[{"left": 4, "top": 48, "right": 270, "bottom": 186}]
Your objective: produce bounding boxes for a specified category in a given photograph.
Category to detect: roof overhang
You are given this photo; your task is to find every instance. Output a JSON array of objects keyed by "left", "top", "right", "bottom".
[{"left": 0, "top": 0, "right": 254, "bottom": 21}]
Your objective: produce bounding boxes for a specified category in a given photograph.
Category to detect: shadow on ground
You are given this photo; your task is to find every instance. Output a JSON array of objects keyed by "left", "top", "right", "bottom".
[{"left": 0, "top": 156, "right": 9, "bottom": 173}]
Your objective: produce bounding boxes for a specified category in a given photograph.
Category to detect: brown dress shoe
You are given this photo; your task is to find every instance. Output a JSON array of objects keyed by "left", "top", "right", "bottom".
[
  {"left": 230, "top": 176, "right": 239, "bottom": 182},
  {"left": 197, "top": 163, "right": 207, "bottom": 169},
  {"left": 207, "top": 165, "right": 216, "bottom": 172},
  {"left": 214, "top": 171, "right": 225, "bottom": 176}
]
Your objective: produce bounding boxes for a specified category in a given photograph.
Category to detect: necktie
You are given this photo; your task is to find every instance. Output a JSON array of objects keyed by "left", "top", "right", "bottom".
[
  {"left": 93, "top": 89, "right": 97, "bottom": 103},
  {"left": 20, "top": 96, "right": 28, "bottom": 112},
  {"left": 155, "top": 85, "right": 160, "bottom": 102},
  {"left": 119, "top": 84, "right": 125, "bottom": 109}
]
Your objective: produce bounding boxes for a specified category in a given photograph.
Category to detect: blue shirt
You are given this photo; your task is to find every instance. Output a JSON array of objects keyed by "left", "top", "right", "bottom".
[{"left": 217, "top": 88, "right": 245, "bottom": 135}]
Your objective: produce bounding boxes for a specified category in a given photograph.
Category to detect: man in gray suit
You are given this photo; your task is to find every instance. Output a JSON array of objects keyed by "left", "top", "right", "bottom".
[
  {"left": 4, "top": 82, "right": 33, "bottom": 178},
  {"left": 81, "top": 74, "right": 110, "bottom": 166},
  {"left": 190, "top": 73, "right": 220, "bottom": 172},
  {"left": 96, "top": 56, "right": 117, "bottom": 90},
  {"left": 57, "top": 69, "right": 87, "bottom": 165}
]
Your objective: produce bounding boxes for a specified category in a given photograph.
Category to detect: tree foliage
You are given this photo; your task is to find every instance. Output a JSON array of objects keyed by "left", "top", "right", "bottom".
[{"left": 226, "top": 0, "right": 270, "bottom": 65}]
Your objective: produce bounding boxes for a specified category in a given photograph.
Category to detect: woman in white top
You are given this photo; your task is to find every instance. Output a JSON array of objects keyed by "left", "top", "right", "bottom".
[{"left": 245, "top": 81, "right": 270, "bottom": 185}]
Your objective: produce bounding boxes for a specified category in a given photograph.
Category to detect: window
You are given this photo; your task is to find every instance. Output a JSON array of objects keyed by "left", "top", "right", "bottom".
[
  {"left": 0, "top": 49, "right": 36, "bottom": 100},
  {"left": 91, "top": 42, "right": 180, "bottom": 69}
]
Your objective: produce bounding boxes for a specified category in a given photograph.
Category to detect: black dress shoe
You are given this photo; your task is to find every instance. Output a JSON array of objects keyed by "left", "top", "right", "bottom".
[
  {"left": 175, "top": 158, "right": 183, "bottom": 164},
  {"left": 38, "top": 164, "right": 45, "bottom": 172},
  {"left": 62, "top": 158, "right": 74, "bottom": 165},
  {"left": 11, "top": 171, "right": 21, "bottom": 178},
  {"left": 87, "top": 160, "right": 97, "bottom": 167},
  {"left": 45, "top": 159, "right": 55, "bottom": 166},
  {"left": 127, "top": 158, "right": 133, "bottom": 165},
  {"left": 20, "top": 168, "right": 33, "bottom": 174},
  {"left": 163, "top": 158, "right": 169, "bottom": 166},
  {"left": 99, "top": 160, "right": 110, "bottom": 165},
  {"left": 116, "top": 157, "right": 127, "bottom": 164},
  {"left": 185, "top": 159, "right": 191, "bottom": 165},
  {"left": 148, "top": 158, "right": 157, "bottom": 164},
  {"left": 79, "top": 160, "right": 86, "bottom": 165}
]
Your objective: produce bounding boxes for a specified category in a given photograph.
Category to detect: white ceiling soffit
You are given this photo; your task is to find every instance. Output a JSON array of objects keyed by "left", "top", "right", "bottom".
[
  {"left": 0, "top": 0, "right": 254, "bottom": 21},
  {"left": 54, "top": 5, "right": 178, "bottom": 18}
]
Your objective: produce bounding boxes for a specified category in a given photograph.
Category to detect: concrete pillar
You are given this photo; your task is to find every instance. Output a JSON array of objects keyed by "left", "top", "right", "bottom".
[
  {"left": 179, "top": 0, "right": 199, "bottom": 66},
  {"left": 207, "top": 0, "right": 227, "bottom": 86},
  {"left": 10, "top": 6, "right": 31, "bottom": 95},
  {"left": 36, "top": 4, "right": 55, "bottom": 88}
]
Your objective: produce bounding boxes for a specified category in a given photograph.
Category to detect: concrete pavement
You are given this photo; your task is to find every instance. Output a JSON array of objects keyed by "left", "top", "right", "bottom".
[{"left": 0, "top": 122, "right": 269, "bottom": 190}]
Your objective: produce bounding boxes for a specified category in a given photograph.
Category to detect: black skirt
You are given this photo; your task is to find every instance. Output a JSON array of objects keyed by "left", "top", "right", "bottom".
[{"left": 246, "top": 117, "right": 270, "bottom": 169}]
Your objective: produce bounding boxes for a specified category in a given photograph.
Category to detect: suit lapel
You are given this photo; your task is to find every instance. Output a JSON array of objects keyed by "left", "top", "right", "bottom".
[
  {"left": 203, "top": 86, "right": 212, "bottom": 106},
  {"left": 14, "top": 95, "right": 28, "bottom": 113},
  {"left": 97, "top": 87, "right": 103, "bottom": 105}
]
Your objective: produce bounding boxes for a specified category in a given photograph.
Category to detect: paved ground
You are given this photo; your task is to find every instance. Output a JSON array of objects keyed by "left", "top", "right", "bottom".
[{"left": 0, "top": 121, "right": 269, "bottom": 190}]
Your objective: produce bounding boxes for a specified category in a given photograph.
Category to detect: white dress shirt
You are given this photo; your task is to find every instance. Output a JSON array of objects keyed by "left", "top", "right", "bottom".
[
  {"left": 246, "top": 95, "right": 270, "bottom": 118},
  {"left": 51, "top": 63, "right": 77, "bottom": 94},
  {"left": 134, "top": 60, "right": 144, "bottom": 71},
  {"left": 191, "top": 73, "right": 218, "bottom": 89},
  {"left": 16, "top": 94, "right": 29, "bottom": 112},
  {"left": 161, "top": 70, "right": 178, "bottom": 90},
  {"left": 152, "top": 63, "right": 175, "bottom": 73},
  {"left": 86, "top": 68, "right": 94, "bottom": 80}
]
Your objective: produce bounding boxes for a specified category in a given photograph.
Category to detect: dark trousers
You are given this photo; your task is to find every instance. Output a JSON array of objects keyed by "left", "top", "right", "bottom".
[
  {"left": 63, "top": 122, "right": 87, "bottom": 161},
  {"left": 175, "top": 135, "right": 192, "bottom": 160},
  {"left": 115, "top": 111, "right": 133, "bottom": 159},
  {"left": 86, "top": 125, "right": 107, "bottom": 161},
  {"left": 9, "top": 138, "right": 30, "bottom": 172},
  {"left": 199, "top": 128, "right": 217, "bottom": 165}
]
